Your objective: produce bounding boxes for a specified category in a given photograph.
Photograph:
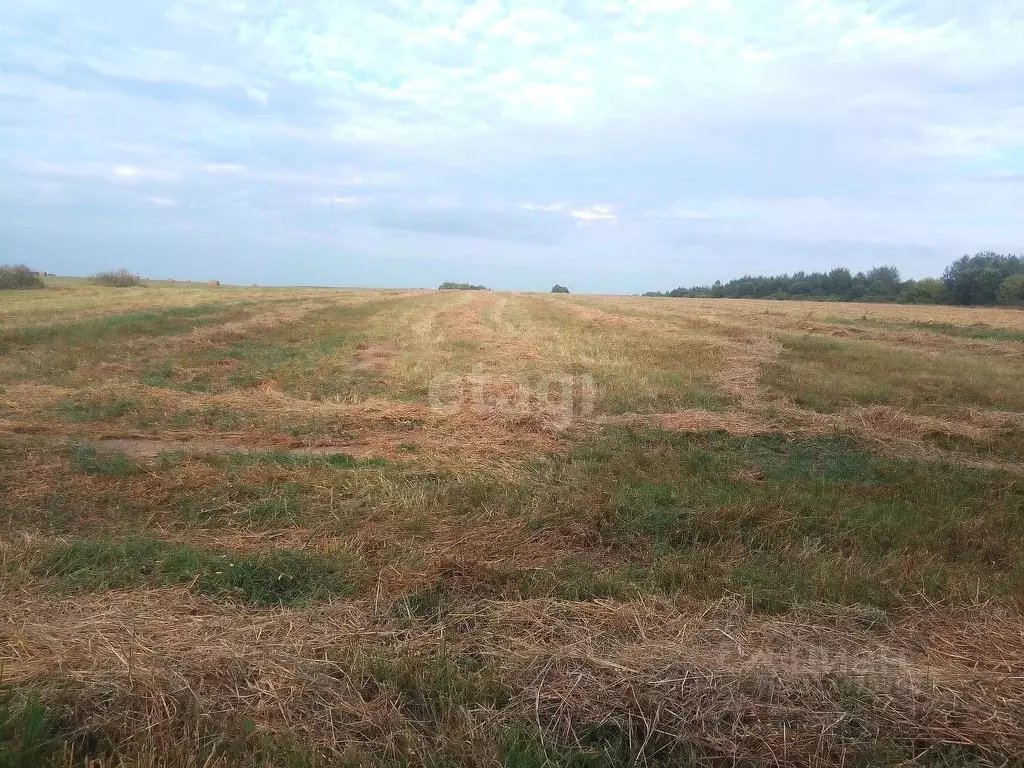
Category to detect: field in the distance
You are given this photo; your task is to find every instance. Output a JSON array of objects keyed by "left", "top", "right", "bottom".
[{"left": 2, "top": 281, "right": 1023, "bottom": 766}]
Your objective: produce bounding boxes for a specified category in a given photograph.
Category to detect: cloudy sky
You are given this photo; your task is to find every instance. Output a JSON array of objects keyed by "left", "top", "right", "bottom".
[{"left": 1, "top": 0, "right": 1021, "bottom": 292}]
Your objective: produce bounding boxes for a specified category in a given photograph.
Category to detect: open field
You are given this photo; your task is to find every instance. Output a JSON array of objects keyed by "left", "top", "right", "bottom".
[{"left": 2, "top": 281, "right": 1024, "bottom": 766}]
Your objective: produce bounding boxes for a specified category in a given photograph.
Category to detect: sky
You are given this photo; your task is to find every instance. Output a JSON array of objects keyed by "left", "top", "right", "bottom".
[{"left": 1, "top": 0, "right": 1022, "bottom": 293}]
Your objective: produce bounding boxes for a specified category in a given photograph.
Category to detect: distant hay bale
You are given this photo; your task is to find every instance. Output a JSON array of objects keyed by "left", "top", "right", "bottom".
[{"left": 208, "top": 280, "right": 221, "bottom": 287}]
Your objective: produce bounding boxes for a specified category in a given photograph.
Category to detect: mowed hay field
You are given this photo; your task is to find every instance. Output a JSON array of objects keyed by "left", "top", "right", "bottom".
[{"left": 2, "top": 282, "right": 1024, "bottom": 767}]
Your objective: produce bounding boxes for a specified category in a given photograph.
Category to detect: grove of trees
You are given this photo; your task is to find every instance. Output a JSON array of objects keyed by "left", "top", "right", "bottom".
[
  {"left": 439, "top": 282, "right": 489, "bottom": 291},
  {"left": 644, "top": 253, "right": 1024, "bottom": 306},
  {"left": 551, "top": 284, "right": 570, "bottom": 293}
]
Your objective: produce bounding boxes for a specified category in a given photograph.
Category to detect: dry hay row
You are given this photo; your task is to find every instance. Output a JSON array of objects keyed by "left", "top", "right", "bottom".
[
  {"left": 787, "top": 320, "right": 1024, "bottom": 357},
  {"left": 4, "top": 383, "right": 1022, "bottom": 474},
  {"left": 0, "top": 379, "right": 574, "bottom": 435},
  {"left": 0, "top": 379, "right": 568, "bottom": 475},
  {"left": 2, "top": 590, "right": 1022, "bottom": 763},
  {"left": 688, "top": 305, "right": 1024, "bottom": 358},
  {"left": 662, "top": 297, "right": 1024, "bottom": 333},
  {"left": 615, "top": 405, "right": 1024, "bottom": 473},
  {"left": 601, "top": 409, "right": 784, "bottom": 437},
  {"left": 828, "top": 405, "right": 1024, "bottom": 471},
  {"left": 548, "top": 295, "right": 676, "bottom": 337},
  {"left": 436, "top": 291, "right": 544, "bottom": 368},
  {"left": 552, "top": 296, "right": 785, "bottom": 410},
  {"left": 154, "top": 299, "right": 329, "bottom": 350}
]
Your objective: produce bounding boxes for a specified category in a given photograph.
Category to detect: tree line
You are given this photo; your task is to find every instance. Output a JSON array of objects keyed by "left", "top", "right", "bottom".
[
  {"left": 643, "top": 252, "right": 1024, "bottom": 306},
  {"left": 439, "top": 281, "right": 489, "bottom": 291}
]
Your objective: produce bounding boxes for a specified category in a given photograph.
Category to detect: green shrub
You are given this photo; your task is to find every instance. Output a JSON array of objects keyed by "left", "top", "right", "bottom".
[
  {"left": 996, "top": 274, "right": 1024, "bottom": 306},
  {"left": 551, "top": 284, "right": 570, "bottom": 293},
  {"left": 92, "top": 268, "right": 142, "bottom": 287},
  {"left": 0, "top": 264, "right": 44, "bottom": 290}
]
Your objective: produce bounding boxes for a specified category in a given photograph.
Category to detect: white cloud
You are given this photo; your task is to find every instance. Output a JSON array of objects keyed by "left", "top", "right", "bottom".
[
  {"left": 572, "top": 205, "right": 617, "bottom": 222},
  {"left": 110, "top": 165, "right": 180, "bottom": 182},
  {"left": 519, "top": 202, "right": 568, "bottom": 212}
]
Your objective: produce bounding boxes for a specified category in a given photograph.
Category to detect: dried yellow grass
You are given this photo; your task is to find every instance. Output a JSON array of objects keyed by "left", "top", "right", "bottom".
[{"left": 2, "top": 589, "right": 1021, "bottom": 763}]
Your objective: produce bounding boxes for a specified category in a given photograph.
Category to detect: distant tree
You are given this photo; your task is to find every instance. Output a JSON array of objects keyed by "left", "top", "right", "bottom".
[
  {"left": 864, "top": 265, "right": 901, "bottom": 297},
  {"left": 827, "top": 267, "right": 854, "bottom": 297},
  {"left": 438, "top": 281, "right": 488, "bottom": 291},
  {"left": 0, "top": 264, "right": 45, "bottom": 290},
  {"left": 551, "top": 284, "right": 570, "bottom": 293},
  {"left": 997, "top": 274, "right": 1024, "bottom": 306},
  {"left": 942, "top": 253, "right": 1024, "bottom": 305}
]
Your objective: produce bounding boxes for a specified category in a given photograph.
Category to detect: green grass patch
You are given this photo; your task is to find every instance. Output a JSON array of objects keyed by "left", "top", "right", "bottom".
[
  {"left": 68, "top": 445, "right": 140, "bottom": 477},
  {"left": 365, "top": 651, "right": 509, "bottom": 721},
  {"left": 524, "top": 428, "right": 1024, "bottom": 610},
  {"left": 53, "top": 397, "right": 138, "bottom": 423},
  {"left": 32, "top": 537, "right": 357, "bottom": 605},
  {"left": 600, "top": 371, "right": 735, "bottom": 414},
  {"left": 196, "top": 299, "right": 398, "bottom": 397},
  {"left": 0, "top": 302, "right": 244, "bottom": 351},
  {"left": 219, "top": 341, "right": 303, "bottom": 388},
  {"left": 165, "top": 406, "right": 249, "bottom": 431},
  {"left": 206, "top": 450, "right": 389, "bottom": 471},
  {"left": 0, "top": 696, "right": 53, "bottom": 768},
  {"left": 173, "top": 482, "right": 306, "bottom": 527},
  {"left": 760, "top": 333, "right": 1024, "bottom": 412},
  {"left": 141, "top": 361, "right": 213, "bottom": 392}
]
